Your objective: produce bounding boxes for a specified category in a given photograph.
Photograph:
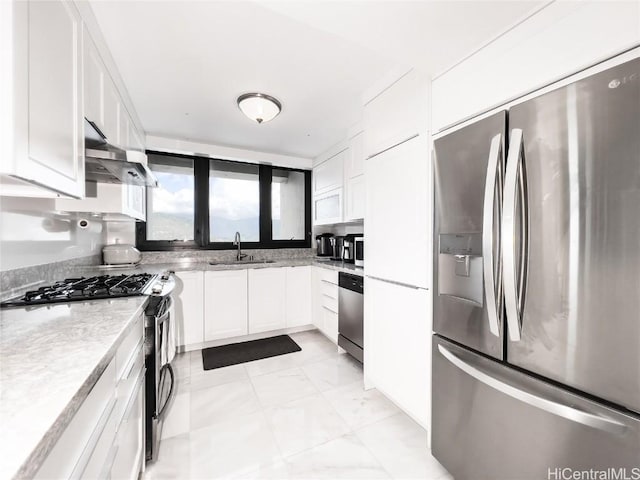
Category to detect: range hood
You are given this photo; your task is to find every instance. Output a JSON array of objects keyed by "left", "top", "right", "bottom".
[{"left": 84, "top": 119, "right": 158, "bottom": 187}]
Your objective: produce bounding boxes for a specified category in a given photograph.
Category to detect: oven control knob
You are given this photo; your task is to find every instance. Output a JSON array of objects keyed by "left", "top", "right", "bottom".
[{"left": 151, "top": 283, "right": 163, "bottom": 294}]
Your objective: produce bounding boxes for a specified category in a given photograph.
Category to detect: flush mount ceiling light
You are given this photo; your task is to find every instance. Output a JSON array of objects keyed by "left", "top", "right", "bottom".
[{"left": 237, "top": 93, "right": 282, "bottom": 124}]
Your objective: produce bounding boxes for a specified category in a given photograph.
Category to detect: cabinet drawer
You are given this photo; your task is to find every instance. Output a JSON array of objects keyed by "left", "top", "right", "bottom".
[
  {"left": 320, "top": 280, "right": 338, "bottom": 300},
  {"left": 321, "top": 306, "right": 339, "bottom": 343},
  {"left": 317, "top": 268, "right": 338, "bottom": 285},
  {"left": 115, "top": 345, "right": 144, "bottom": 425},
  {"left": 321, "top": 294, "right": 338, "bottom": 314},
  {"left": 110, "top": 377, "right": 144, "bottom": 480},
  {"left": 116, "top": 313, "right": 143, "bottom": 379}
]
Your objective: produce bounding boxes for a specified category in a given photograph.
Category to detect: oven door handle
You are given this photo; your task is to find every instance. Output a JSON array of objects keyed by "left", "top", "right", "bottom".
[
  {"left": 157, "top": 296, "right": 173, "bottom": 324},
  {"left": 157, "top": 363, "right": 175, "bottom": 418}
]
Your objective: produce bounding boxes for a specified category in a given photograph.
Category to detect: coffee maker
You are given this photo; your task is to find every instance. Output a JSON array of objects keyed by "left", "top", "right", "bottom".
[
  {"left": 331, "top": 236, "right": 345, "bottom": 261},
  {"left": 315, "top": 233, "right": 334, "bottom": 257},
  {"left": 342, "top": 234, "right": 363, "bottom": 263}
]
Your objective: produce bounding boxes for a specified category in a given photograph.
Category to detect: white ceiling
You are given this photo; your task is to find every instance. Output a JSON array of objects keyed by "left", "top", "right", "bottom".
[{"left": 90, "top": 0, "right": 545, "bottom": 159}]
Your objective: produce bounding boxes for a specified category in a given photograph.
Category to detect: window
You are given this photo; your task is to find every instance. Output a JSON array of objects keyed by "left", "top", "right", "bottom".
[
  {"left": 137, "top": 151, "right": 311, "bottom": 250},
  {"left": 209, "top": 161, "right": 260, "bottom": 242},
  {"left": 272, "top": 169, "right": 306, "bottom": 240},
  {"left": 145, "top": 155, "right": 195, "bottom": 242}
]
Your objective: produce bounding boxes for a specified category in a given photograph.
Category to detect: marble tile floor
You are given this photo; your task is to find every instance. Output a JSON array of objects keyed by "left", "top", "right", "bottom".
[{"left": 145, "top": 329, "right": 452, "bottom": 480}]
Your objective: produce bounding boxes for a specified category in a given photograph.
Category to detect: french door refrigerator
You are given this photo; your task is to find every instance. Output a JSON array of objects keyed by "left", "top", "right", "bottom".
[{"left": 432, "top": 52, "right": 640, "bottom": 480}]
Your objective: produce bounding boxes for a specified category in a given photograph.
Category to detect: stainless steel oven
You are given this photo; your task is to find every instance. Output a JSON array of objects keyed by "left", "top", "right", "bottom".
[{"left": 144, "top": 274, "right": 175, "bottom": 463}]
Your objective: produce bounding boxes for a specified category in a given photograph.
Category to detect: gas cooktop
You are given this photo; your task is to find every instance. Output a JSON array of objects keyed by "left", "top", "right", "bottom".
[{"left": 0, "top": 273, "right": 156, "bottom": 308}]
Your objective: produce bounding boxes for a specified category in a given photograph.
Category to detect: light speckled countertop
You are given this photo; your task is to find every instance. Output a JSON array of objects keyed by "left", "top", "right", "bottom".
[
  {"left": 0, "top": 296, "right": 148, "bottom": 480},
  {"left": 78, "top": 257, "right": 365, "bottom": 277}
]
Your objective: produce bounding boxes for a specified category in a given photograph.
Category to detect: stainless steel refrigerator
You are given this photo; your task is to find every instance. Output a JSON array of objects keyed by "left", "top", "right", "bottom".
[{"left": 432, "top": 51, "right": 640, "bottom": 480}]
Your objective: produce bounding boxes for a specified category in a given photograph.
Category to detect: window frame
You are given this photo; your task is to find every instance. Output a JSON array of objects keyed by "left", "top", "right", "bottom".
[{"left": 136, "top": 150, "right": 311, "bottom": 251}]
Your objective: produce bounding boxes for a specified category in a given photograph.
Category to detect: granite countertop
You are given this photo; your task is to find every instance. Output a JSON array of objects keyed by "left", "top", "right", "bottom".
[
  {"left": 0, "top": 296, "right": 148, "bottom": 480},
  {"left": 77, "top": 257, "right": 365, "bottom": 277}
]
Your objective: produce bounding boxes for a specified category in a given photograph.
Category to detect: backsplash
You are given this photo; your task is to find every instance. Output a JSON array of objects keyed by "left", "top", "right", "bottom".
[
  {"left": 0, "top": 254, "right": 102, "bottom": 300},
  {"left": 140, "top": 248, "right": 314, "bottom": 264}
]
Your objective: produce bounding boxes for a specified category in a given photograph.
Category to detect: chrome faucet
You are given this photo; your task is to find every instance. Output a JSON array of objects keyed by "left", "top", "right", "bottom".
[{"left": 233, "top": 231, "right": 247, "bottom": 261}]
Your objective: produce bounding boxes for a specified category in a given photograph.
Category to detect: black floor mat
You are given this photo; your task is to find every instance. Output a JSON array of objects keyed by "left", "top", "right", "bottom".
[{"left": 201, "top": 335, "right": 301, "bottom": 370}]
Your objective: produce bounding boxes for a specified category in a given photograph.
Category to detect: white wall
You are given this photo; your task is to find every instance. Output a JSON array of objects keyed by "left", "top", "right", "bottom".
[{"left": 0, "top": 197, "right": 106, "bottom": 271}]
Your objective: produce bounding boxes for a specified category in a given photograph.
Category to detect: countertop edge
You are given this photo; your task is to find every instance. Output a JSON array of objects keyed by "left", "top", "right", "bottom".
[{"left": 12, "top": 300, "right": 147, "bottom": 480}]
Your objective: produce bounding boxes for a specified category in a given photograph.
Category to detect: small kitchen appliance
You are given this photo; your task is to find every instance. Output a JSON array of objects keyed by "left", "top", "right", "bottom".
[
  {"left": 354, "top": 237, "right": 364, "bottom": 267},
  {"left": 315, "top": 233, "right": 334, "bottom": 257},
  {"left": 342, "top": 234, "right": 363, "bottom": 264}
]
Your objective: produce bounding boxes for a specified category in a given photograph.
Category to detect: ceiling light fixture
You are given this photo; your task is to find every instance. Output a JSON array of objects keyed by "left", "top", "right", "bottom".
[{"left": 237, "top": 93, "right": 282, "bottom": 124}]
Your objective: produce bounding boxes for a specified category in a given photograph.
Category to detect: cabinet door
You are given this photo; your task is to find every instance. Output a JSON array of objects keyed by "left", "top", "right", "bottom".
[
  {"left": 173, "top": 271, "right": 204, "bottom": 348},
  {"left": 321, "top": 306, "right": 339, "bottom": 344},
  {"left": 285, "top": 266, "right": 312, "bottom": 327},
  {"left": 313, "top": 187, "right": 343, "bottom": 226},
  {"left": 313, "top": 149, "right": 346, "bottom": 195},
  {"left": 346, "top": 174, "right": 365, "bottom": 221},
  {"left": 83, "top": 28, "right": 104, "bottom": 132},
  {"left": 204, "top": 270, "right": 248, "bottom": 341},
  {"left": 118, "top": 108, "right": 130, "bottom": 149},
  {"left": 365, "top": 135, "right": 431, "bottom": 289},
  {"left": 18, "top": 0, "right": 84, "bottom": 198},
  {"left": 346, "top": 132, "right": 365, "bottom": 178},
  {"left": 364, "top": 277, "right": 431, "bottom": 428},
  {"left": 103, "top": 75, "right": 120, "bottom": 145},
  {"left": 248, "top": 268, "right": 286, "bottom": 334},
  {"left": 364, "top": 70, "right": 427, "bottom": 158},
  {"left": 124, "top": 184, "right": 145, "bottom": 221},
  {"left": 311, "top": 267, "right": 323, "bottom": 331}
]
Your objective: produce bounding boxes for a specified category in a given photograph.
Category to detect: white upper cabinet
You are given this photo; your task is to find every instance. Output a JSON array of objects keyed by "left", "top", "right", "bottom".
[
  {"left": 345, "top": 174, "right": 365, "bottom": 222},
  {"left": 364, "top": 70, "right": 428, "bottom": 158},
  {"left": 83, "top": 29, "right": 105, "bottom": 134},
  {"left": 1, "top": 0, "right": 85, "bottom": 199},
  {"left": 365, "top": 135, "right": 430, "bottom": 289},
  {"left": 313, "top": 187, "right": 343, "bottom": 226},
  {"left": 344, "top": 132, "right": 365, "bottom": 221},
  {"left": 431, "top": 1, "right": 640, "bottom": 131},
  {"left": 313, "top": 149, "right": 346, "bottom": 195},
  {"left": 248, "top": 268, "right": 286, "bottom": 334},
  {"left": 103, "top": 75, "right": 121, "bottom": 146},
  {"left": 285, "top": 266, "right": 312, "bottom": 328},
  {"left": 345, "top": 132, "right": 364, "bottom": 179},
  {"left": 204, "top": 270, "right": 248, "bottom": 341}
]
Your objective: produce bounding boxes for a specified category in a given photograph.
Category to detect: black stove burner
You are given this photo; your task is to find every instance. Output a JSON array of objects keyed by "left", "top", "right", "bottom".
[{"left": 1, "top": 273, "right": 156, "bottom": 308}]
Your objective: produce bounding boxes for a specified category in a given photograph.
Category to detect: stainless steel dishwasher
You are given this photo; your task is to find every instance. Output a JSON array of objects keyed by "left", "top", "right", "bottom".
[{"left": 338, "top": 272, "right": 364, "bottom": 363}]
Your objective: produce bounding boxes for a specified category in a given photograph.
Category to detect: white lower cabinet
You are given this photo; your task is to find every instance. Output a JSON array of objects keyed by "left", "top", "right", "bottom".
[
  {"left": 248, "top": 268, "right": 286, "bottom": 334},
  {"left": 364, "top": 277, "right": 431, "bottom": 428},
  {"left": 36, "top": 314, "right": 145, "bottom": 480},
  {"left": 204, "top": 270, "right": 248, "bottom": 341},
  {"left": 173, "top": 271, "right": 204, "bottom": 349},
  {"left": 311, "top": 267, "right": 339, "bottom": 343},
  {"left": 284, "top": 266, "right": 312, "bottom": 328}
]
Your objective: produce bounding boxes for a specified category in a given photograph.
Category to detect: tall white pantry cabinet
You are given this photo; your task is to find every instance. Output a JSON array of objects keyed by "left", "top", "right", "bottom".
[{"left": 363, "top": 69, "right": 433, "bottom": 430}]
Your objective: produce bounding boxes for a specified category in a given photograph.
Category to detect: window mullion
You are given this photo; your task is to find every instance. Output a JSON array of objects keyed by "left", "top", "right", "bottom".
[
  {"left": 259, "top": 164, "right": 272, "bottom": 244},
  {"left": 194, "top": 158, "right": 210, "bottom": 247}
]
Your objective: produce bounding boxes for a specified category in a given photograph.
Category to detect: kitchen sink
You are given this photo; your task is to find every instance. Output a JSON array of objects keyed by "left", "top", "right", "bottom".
[{"left": 208, "top": 260, "right": 277, "bottom": 266}]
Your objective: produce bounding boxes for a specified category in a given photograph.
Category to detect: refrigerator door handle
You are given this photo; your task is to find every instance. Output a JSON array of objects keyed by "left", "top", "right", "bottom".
[
  {"left": 437, "top": 344, "right": 627, "bottom": 435},
  {"left": 482, "top": 134, "right": 503, "bottom": 337},
  {"left": 502, "top": 129, "right": 528, "bottom": 341}
]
